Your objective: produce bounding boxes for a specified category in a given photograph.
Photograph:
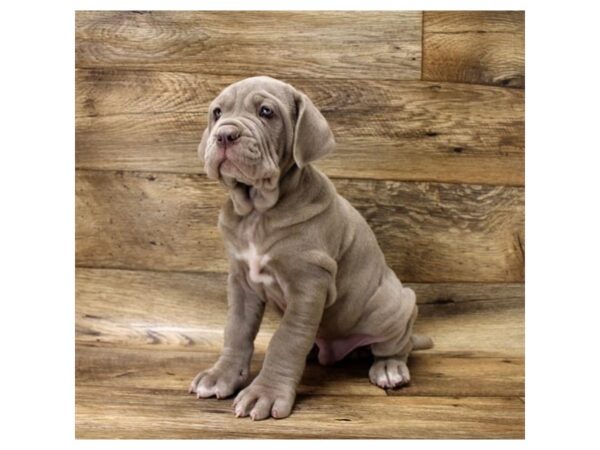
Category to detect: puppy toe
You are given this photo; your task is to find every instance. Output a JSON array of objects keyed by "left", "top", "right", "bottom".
[
  {"left": 272, "top": 397, "right": 293, "bottom": 419},
  {"left": 368, "top": 360, "right": 388, "bottom": 387},
  {"left": 233, "top": 390, "right": 258, "bottom": 417},
  {"left": 386, "top": 361, "right": 410, "bottom": 389},
  {"left": 189, "top": 371, "right": 206, "bottom": 394},
  {"left": 195, "top": 383, "right": 218, "bottom": 398},
  {"left": 250, "top": 397, "right": 274, "bottom": 421},
  {"left": 214, "top": 381, "right": 236, "bottom": 399},
  {"left": 396, "top": 362, "right": 411, "bottom": 385},
  {"left": 194, "top": 375, "right": 219, "bottom": 398},
  {"left": 385, "top": 366, "right": 406, "bottom": 388}
]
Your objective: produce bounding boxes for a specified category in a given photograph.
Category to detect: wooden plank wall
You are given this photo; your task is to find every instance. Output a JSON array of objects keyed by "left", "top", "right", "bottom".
[
  {"left": 75, "top": 11, "right": 525, "bottom": 438},
  {"left": 76, "top": 11, "right": 524, "bottom": 283}
]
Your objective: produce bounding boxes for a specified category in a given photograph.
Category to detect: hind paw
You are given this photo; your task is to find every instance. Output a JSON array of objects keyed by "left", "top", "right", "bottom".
[{"left": 368, "top": 356, "right": 410, "bottom": 389}]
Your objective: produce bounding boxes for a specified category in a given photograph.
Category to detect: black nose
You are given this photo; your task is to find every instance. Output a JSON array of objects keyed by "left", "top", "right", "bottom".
[{"left": 216, "top": 125, "right": 240, "bottom": 148}]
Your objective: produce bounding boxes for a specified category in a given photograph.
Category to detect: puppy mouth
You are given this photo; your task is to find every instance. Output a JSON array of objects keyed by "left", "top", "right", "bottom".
[
  {"left": 218, "top": 158, "right": 242, "bottom": 178},
  {"left": 205, "top": 126, "right": 278, "bottom": 188},
  {"left": 216, "top": 151, "right": 257, "bottom": 185}
]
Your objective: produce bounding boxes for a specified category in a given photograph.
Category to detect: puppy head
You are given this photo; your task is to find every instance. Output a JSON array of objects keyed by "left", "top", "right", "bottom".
[{"left": 198, "top": 76, "right": 335, "bottom": 190}]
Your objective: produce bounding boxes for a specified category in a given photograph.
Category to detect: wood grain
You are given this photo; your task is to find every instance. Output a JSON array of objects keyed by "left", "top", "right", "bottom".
[
  {"left": 74, "top": 11, "right": 525, "bottom": 439},
  {"left": 75, "top": 171, "right": 524, "bottom": 283},
  {"left": 76, "top": 268, "right": 524, "bottom": 356},
  {"left": 76, "top": 383, "right": 524, "bottom": 438},
  {"left": 76, "top": 344, "right": 523, "bottom": 399},
  {"left": 76, "top": 11, "right": 422, "bottom": 80},
  {"left": 76, "top": 72, "right": 524, "bottom": 185},
  {"left": 75, "top": 267, "right": 524, "bottom": 438},
  {"left": 423, "top": 11, "right": 525, "bottom": 87}
]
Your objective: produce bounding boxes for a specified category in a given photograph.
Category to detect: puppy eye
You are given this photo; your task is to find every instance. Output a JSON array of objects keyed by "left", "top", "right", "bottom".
[
  {"left": 213, "top": 108, "right": 222, "bottom": 120},
  {"left": 259, "top": 106, "right": 273, "bottom": 118}
]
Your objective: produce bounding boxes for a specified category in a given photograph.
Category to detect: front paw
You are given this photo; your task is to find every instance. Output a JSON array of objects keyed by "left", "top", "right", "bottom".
[
  {"left": 232, "top": 378, "right": 296, "bottom": 420},
  {"left": 189, "top": 361, "right": 249, "bottom": 399}
]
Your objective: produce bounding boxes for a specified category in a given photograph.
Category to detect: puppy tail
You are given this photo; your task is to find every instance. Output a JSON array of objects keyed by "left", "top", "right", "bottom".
[{"left": 411, "top": 334, "right": 434, "bottom": 351}]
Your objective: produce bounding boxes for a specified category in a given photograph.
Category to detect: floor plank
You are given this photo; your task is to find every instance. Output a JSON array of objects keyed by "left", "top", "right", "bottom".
[
  {"left": 76, "top": 11, "right": 422, "bottom": 80},
  {"left": 76, "top": 344, "right": 524, "bottom": 398},
  {"left": 76, "top": 383, "right": 524, "bottom": 438},
  {"left": 76, "top": 171, "right": 524, "bottom": 283},
  {"left": 423, "top": 11, "right": 525, "bottom": 87},
  {"left": 76, "top": 74, "right": 524, "bottom": 185},
  {"left": 76, "top": 268, "right": 524, "bottom": 437},
  {"left": 76, "top": 268, "right": 524, "bottom": 356}
]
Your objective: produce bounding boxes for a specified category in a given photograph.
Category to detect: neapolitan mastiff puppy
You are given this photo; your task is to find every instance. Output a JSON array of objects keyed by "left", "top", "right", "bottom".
[{"left": 189, "top": 76, "right": 433, "bottom": 420}]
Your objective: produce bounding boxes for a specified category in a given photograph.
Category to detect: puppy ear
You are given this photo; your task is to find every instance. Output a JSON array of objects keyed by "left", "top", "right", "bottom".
[
  {"left": 292, "top": 92, "right": 335, "bottom": 168},
  {"left": 197, "top": 128, "right": 209, "bottom": 165}
]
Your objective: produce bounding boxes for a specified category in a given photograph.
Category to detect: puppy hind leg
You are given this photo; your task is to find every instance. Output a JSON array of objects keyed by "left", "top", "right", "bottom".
[{"left": 368, "top": 297, "right": 418, "bottom": 390}]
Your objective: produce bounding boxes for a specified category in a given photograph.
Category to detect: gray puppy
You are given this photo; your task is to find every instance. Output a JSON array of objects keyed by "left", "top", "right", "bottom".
[{"left": 189, "top": 76, "right": 433, "bottom": 420}]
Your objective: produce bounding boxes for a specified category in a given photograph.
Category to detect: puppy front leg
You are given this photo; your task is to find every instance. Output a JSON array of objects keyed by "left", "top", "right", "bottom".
[
  {"left": 189, "top": 271, "right": 265, "bottom": 399},
  {"left": 233, "top": 279, "right": 328, "bottom": 420}
]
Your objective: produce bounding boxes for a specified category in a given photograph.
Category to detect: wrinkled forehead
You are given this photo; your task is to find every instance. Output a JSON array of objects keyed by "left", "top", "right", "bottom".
[{"left": 213, "top": 77, "right": 295, "bottom": 112}]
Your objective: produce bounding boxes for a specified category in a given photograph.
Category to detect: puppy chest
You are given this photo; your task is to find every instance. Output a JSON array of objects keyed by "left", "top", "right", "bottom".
[
  {"left": 233, "top": 243, "right": 288, "bottom": 312},
  {"left": 230, "top": 212, "right": 287, "bottom": 310},
  {"left": 235, "top": 243, "right": 274, "bottom": 286}
]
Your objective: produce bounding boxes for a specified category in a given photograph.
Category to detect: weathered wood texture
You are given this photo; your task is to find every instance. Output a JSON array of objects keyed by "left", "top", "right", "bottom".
[
  {"left": 76, "top": 11, "right": 422, "bottom": 80},
  {"left": 423, "top": 11, "right": 525, "bottom": 87},
  {"left": 76, "top": 170, "right": 524, "bottom": 282},
  {"left": 75, "top": 268, "right": 524, "bottom": 438},
  {"left": 76, "top": 344, "right": 524, "bottom": 398},
  {"left": 74, "top": 11, "right": 525, "bottom": 439},
  {"left": 76, "top": 268, "right": 524, "bottom": 357},
  {"left": 76, "top": 71, "right": 524, "bottom": 185},
  {"left": 76, "top": 383, "right": 524, "bottom": 439}
]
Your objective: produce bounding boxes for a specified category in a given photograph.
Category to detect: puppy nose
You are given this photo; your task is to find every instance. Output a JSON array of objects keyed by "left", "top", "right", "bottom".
[{"left": 216, "top": 125, "right": 240, "bottom": 148}]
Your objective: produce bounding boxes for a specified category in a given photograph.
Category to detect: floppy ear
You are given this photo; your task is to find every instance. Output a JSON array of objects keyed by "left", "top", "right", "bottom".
[
  {"left": 197, "top": 128, "right": 209, "bottom": 165},
  {"left": 292, "top": 92, "right": 335, "bottom": 168}
]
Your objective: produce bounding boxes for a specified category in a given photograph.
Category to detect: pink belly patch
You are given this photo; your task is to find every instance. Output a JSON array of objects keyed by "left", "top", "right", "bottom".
[{"left": 314, "top": 334, "right": 385, "bottom": 366}]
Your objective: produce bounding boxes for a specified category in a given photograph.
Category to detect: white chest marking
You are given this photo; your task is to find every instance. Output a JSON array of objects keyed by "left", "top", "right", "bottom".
[{"left": 235, "top": 243, "right": 274, "bottom": 285}]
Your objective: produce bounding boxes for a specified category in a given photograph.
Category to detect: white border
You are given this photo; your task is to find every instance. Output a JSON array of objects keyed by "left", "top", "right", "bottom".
[
  {"left": 6, "top": 0, "right": 600, "bottom": 449},
  {"left": 71, "top": 0, "right": 527, "bottom": 11}
]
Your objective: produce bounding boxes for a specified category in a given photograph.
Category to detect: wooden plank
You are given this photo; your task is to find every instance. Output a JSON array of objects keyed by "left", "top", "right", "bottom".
[
  {"left": 75, "top": 344, "right": 385, "bottom": 398},
  {"left": 76, "top": 268, "right": 524, "bottom": 437},
  {"left": 76, "top": 384, "right": 524, "bottom": 438},
  {"left": 76, "top": 171, "right": 524, "bottom": 282},
  {"left": 76, "top": 268, "right": 524, "bottom": 356},
  {"left": 76, "top": 344, "right": 523, "bottom": 398},
  {"left": 412, "top": 282, "right": 524, "bottom": 305},
  {"left": 76, "top": 72, "right": 524, "bottom": 185},
  {"left": 75, "top": 69, "right": 235, "bottom": 117},
  {"left": 423, "top": 11, "right": 525, "bottom": 87},
  {"left": 75, "top": 11, "right": 422, "bottom": 80}
]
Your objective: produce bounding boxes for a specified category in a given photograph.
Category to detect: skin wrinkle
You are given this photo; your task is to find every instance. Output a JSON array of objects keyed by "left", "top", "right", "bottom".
[
  {"left": 218, "top": 123, "right": 262, "bottom": 182},
  {"left": 190, "top": 76, "right": 433, "bottom": 420}
]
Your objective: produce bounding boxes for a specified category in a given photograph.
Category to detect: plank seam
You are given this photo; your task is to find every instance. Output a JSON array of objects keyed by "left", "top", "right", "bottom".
[
  {"left": 426, "top": 30, "right": 525, "bottom": 35},
  {"left": 420, "top": 11, "right": 425, "bottom": 81},
  {"left": 75, "top": 385, "right": 525, "bottom": 402},
  {"left": 75, "top": 265, "right": 526, "bottom": 288},
  {"left": 418, "top": 77, "right": 525, "bottom": 90},
  {"left": 75, "top": 67, "right": 525, "bottom": 92},
  {"left": 76, "top": 67, "right": 429, "bottom": 83},
  {"left": 75, "top": 263, "right": 525, "bottom": 284},
  {"left": 74, "top": 167, "right": 526, "bottom": 188},
  {"left": 76, "top": 384, "right": 523, "bottom": 399},
  {"left": 75, "top": 67, "right": 525, "bottom": 91},
  {"left": 75, "top": 64, "right": 424, "bottom": 80}
]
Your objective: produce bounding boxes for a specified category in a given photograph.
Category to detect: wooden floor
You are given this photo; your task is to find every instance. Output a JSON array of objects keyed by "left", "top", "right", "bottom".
[
  {"left": 75, "top": 11, "right": 524, "bottom": 439},
  {"left": 76, "top": 269, "right": 524, "bottom": 439}
]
